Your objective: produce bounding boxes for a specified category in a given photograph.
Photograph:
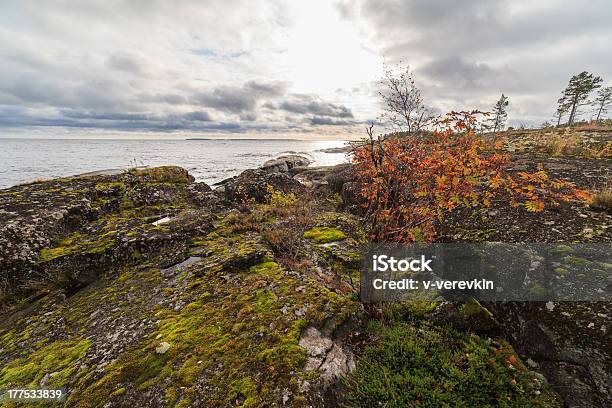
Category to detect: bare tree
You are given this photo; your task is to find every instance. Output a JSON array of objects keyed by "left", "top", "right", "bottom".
[
  {"left": 379, "top": 63, "right": 437, "bottom": 134},
  {"left": 592, "top": 86, "right": 612, "bottom": 121}
]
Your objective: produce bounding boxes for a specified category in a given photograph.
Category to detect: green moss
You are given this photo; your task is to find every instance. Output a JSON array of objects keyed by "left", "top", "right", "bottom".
[
  {"left": 459, "top": 298, "right": 493, "bottom": 319},
  {"left": 257, "top": 318, "right": 307, "bottom": 370},
  {"left": 255, "top": 289, "right": 278, "bottom": 312},
  {"left": 303, "top": 227, "right": 346, "bottom": 243},
  {"left": 75, "top": 247, "right": 351, "bottom": 406},
  {"left": 554, "top": 267, "right": 569, "bottom": 276},
  {"left": 0, "top": 339, "right": 91, "bottom": 388},
  {"left": 248, "top": 261, "right": 279, "bottom": 274},
  {"left": 95, "top": 181, "right": 124, "bottom": 191},
  {"left": 130, "top": 166, "right": 192, "bottom": 184},
  {"left": 344, "top": 320, "right": 562, "bottom": 407},
  {"left": 529, "top": 283, "right": 548, "bottom": 298},
  {"left": 551, "top": 244, "right": 573, "bottom": 254},
  {"left": 38, "top": 229, "right": 117, "bottom": 262},
  {"left": 39, "top": 246, "right": 74, "bottom": 262},
  {"left": 562, "top": 256, "right": 592, "bottom": 266},
  {"left": 229, "top": 377, "right": 260, "bottom": 407}
]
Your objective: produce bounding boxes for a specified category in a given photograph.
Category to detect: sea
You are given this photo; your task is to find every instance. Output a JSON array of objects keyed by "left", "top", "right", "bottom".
[{"left": 0, "top": 138, "right": 350, "bottom": 189}]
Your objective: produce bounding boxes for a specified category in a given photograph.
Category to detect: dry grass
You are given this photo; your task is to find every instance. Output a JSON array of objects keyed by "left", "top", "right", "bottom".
[
  {"left": 225, "top": 188, "right": 318, "bottom": 271},
  {"left": 590, "top": 188, "right": 612, "bottom": 210},
  {"left": 538, "top": 134, "right": 612, "bottom": 158}
]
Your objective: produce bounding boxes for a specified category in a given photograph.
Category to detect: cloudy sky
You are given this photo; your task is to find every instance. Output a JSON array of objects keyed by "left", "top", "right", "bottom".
[{"left": 0, "top": 0, "right": 610, "bottom": 139}]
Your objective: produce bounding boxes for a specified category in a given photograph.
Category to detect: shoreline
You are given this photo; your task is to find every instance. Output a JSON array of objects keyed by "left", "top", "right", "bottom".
[{"left": 0, "top": 139, "right": 351, "bottom": 189}]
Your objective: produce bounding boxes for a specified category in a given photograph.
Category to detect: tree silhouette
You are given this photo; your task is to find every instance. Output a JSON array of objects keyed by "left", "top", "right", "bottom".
[
  {"left": 487, "top": 94, "right": 509, "bottom": 132},
  {"left": 557, "top": 71, "right": 602, "bottom": 126},
  {"left": 593, "top": 86, "right": 612, "bottom": 121},
  {"left": 379, "top": 63, "right": 437, "bottom": 134}
]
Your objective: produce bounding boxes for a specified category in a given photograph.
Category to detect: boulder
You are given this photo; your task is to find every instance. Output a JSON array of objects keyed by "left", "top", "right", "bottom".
[
  {"left": 221, "top": 169, "right": 306, "bottom": 203},
  {"left": 487, "top": 301, "right": 612, "bottom": 406},
  {"left": 430, "top": 299, "right": 500, "bottom": 332},
  {"left": 261, "top": 155, "right": 312, "bottom": 173},
  {"left": 323, "top": 163, "right": 355, "bottom": 193},
  {"left": 292, "top": 166, "right": 335, "bottom": 188}
]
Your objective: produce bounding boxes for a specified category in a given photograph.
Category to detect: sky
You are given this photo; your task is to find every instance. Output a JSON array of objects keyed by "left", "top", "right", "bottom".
[{"left": 0, "top": 0, "right": 610, "bottom": 139}]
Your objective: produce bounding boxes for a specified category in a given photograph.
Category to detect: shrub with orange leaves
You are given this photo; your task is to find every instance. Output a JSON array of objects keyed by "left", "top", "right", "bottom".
[{"left": 353, "top": 111, "right": 590, "bottom": 242}]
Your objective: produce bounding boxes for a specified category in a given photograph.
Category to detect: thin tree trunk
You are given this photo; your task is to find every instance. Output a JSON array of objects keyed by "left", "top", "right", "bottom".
[
  {"left": 568, "top": 98, "right": 577, "bottom": 126},
  {"left": 596, "top": 103, "right": 603, "bottom": 121}
]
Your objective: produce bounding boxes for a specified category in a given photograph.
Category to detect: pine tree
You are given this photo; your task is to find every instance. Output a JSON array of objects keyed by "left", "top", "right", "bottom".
[
  {"left": 557, "top": 71, "right": 602, "bottom": 126},
  {"left": 488, "top": 94, "right": 509, "bottom": 132},
  {"left": 553, "top": 99, "right": 570, "bottom": 126},
  {"left": 593, "top": 86, "right": 612, "bottom": 121}
]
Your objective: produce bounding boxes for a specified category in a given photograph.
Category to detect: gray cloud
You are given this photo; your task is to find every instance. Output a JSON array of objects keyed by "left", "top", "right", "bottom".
[
  {"left": 309, "top": 116, "right": 355, "bottom": 126},
  {"left": 278, "top": 95, "right": 354, "bottom": 118},
  {"left": 339, "top": 0, "right": 612, "bottom": 125},
  {"left": 194, "top": 80, "right": 288, "bottom": 114},
  {"left": 0, "top": 106, "right": 228, "bottom": 131},
  {"left": 0, "top": 0, "right": 610, "bottom": 134},
  {"left": 107, "top": 53, "right": 145, "bottom": 73}
]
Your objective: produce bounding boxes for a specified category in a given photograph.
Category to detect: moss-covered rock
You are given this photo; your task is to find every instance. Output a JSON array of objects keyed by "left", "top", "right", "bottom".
[{"left": 304, "top": 227, "right": 346, "bottom": 244}]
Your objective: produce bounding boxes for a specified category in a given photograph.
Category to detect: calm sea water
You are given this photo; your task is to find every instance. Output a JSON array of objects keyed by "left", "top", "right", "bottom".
[{"left": 0, "top": 138, "right": 350, "bottom": 189}]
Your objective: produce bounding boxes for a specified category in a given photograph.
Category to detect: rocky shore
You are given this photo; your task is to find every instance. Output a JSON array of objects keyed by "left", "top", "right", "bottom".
[{"left": 0, "top": 136, "right": 610, "bottom": 407}]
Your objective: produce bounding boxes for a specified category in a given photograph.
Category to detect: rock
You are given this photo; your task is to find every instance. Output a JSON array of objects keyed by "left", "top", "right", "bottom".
[
  {"left": 292, "top": 166, "right": 335, "bottom": 188},
  {"left": 0, "top": 166, "right": 215, "bottom": 302},
  {"left": 431, "top": 299, "right": 500, "bottom": 332},
  {"left": 298, "top": 326, "right": 355, "bottom": 390},
  {"left": 155, "top": 342, "right": 170, "bottom": 354},
  {"left": 488, "top": 301, "right": 612, "bottom": 405},
  {"left": 129, "top": 166, "right": 194, "bottom": 184},
  {"left": 221, "top": 169, "right": 306, "bottom": 203},
  {"left": 315, "top": 146, "right": 351, "bottom": 154},
  {"left": 323, "top": 163, "right": 355, "bottom": 194},
  {"left": 261, "top": 155, "right": 312, "bottom": 173}
]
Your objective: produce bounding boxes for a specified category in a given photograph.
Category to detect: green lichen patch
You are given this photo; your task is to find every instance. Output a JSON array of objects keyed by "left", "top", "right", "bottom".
[{"left": 303, "top": 227, "right": 346, "bottom": 243}]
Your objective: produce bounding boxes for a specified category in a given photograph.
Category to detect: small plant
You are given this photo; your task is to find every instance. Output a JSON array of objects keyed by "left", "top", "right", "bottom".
[
  {"left": 266, "top": 184, "right": 298, "bottom": 208},
  {"left": 353, "top": 111, "right": 590, "bottom": 243},
  {"left": 590, "top": 187, "right": 612, "bottom": 210},
  {"left": 344, "top": 320, "right": 562, "bottom": 407},
  {"left": 538, "top": 133, "right": 611, "bottom": 158}
]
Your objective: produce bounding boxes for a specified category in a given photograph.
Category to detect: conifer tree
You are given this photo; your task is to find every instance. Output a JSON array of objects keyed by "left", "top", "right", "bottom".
[
  {"left": 488, "top": 94, "right": 509, "bottom": 132},
  {"left": 557, "top": 71, "right": 602, "bottom": 125},
  {"left": 592, "top": 86, "right": 612, "bottom": 121}
]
